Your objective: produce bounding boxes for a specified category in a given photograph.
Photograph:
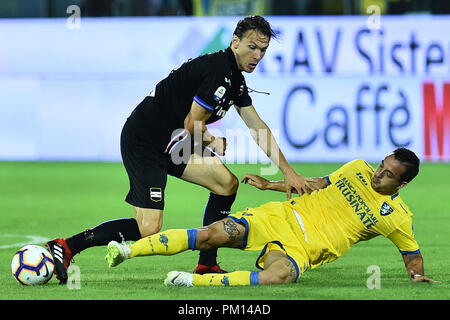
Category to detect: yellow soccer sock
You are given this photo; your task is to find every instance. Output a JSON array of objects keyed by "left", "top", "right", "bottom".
[
  {"left": 130, "top": 229, "right": 196, "bottom": 258},
  {"left": 192, "top": 271, "right": 259, "bottom": 286}
]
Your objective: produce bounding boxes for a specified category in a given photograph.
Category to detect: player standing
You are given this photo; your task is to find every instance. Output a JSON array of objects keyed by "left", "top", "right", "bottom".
[{"left": 46, "top": 15, "right": 313, "bottom": 284}]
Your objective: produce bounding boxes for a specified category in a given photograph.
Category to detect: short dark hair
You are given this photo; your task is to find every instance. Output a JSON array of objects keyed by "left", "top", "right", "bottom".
[
  {"left": 393, "top": 148, "right": 420, "bottom": 183},
  {"left": 233, "top": 15, "right": 277, "bottom": 41}
]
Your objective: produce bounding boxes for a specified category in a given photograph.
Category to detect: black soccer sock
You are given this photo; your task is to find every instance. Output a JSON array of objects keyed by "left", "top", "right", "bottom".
[
  {"left": 198, "top": 193, "right": 236, "bottom": 266},
  {"left": 66, "top": 218, "right": 141, "bottom": 255}
]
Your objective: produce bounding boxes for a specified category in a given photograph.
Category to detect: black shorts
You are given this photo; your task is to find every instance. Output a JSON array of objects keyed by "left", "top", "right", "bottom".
[{"left": 120, "top": 120, "right": 187, "bottom": 210}]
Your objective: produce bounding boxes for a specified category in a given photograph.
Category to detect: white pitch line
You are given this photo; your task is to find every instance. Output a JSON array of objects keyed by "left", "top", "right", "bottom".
[{"left": 0, "top": 234, "right": 50, "bottom": 249}]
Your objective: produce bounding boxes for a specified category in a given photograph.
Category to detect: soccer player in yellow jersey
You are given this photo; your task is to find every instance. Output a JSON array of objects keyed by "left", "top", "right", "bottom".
[{"left": 105, "top": 148, "right": 437, "bottom": 286}]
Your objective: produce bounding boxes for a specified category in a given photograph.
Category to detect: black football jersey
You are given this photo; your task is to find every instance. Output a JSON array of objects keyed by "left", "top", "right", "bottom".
[{"left": 126, "top": 47, "right": 253, "bottom": 152}]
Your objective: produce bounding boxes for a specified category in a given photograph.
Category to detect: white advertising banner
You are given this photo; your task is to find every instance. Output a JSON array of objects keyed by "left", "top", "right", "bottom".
[
  {"left": 0, "top": 16, "right": 448, "bottom": 161},
  {"left": 217, "top": 75, "right": 424, "bottom": 163}
]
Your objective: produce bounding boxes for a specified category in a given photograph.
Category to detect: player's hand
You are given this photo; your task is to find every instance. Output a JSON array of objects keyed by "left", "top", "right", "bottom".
[
  {"left": 409, "top": 270, "right": 439, "bottom": 283},
  {"left": 209, "top": 137, "right": 227, "bottom": 156},
  {"left": 241, "top": 174, "right": 270, "bottom": 190},
  {"left": 284, "top": 169, "right": 313, "bottom": 199}
]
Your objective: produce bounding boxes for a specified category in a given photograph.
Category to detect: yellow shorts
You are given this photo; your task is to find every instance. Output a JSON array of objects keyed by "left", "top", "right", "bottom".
[{"left": 229, "top": 201, "right": 310, "bottom": 281}]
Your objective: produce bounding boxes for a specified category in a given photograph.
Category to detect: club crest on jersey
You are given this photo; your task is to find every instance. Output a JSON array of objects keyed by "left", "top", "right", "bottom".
[
  {"left": 150, "top": 188, "right": 162, "bottom": 202},
  {"left": 380, "top": 202, "right": 394, "bottom": 216},
  {"left": 214, "top": 86, "right": 226, "bottom": 101}
]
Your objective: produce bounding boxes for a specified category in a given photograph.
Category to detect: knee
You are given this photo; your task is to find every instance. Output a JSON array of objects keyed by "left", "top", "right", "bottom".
[
  {"left": 194, "top": 228, "right": 217, "bottom": 250},
  {"left": 195, "top": 226, "right": 227, "bottom": 250},
  {"left": 216, "top": 173, "right": 238, "bottom": 195},
  {"left": 134, "top": 207, "right": 164, "bottom": 237},
  {"left": 138, "top": 218, "right": 163, "bottom": 238},
  {"left": 259, "top": 264, "right": 296, "bottom": 285}
]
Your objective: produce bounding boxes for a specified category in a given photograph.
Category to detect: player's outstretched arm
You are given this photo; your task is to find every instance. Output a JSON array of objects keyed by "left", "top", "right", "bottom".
[
  {"left": 402, "top": 252, "right": 438, "bottom": 283},
  {"left": 241, "top": 174, "right": 329, "bottom": 194},
  {"left": 241, "top": 174, "right": 285, "bottom": 192},
  {"left": 305, "top": 177, "right": 330, "bottom": 190},
  {"left": 236, "top": 105, "right": 316, "bottom": 197}
]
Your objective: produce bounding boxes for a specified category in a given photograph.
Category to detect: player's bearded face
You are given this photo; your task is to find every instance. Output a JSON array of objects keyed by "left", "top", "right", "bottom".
[
  {"left": 371, "top": 154, "right": 407, "bottom": 195},
  {"left": 232, "top": 30, "right": 270, "bottom": 73}
]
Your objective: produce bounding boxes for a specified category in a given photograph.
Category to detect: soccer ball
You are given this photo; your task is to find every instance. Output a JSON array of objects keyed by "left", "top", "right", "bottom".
[{"left": 11, "top": 245, "right": 55, "bottom": 285}]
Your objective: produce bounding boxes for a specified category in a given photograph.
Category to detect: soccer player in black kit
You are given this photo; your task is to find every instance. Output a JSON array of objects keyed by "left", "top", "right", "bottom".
[{"left": 46, "top": 15, "right": 313, "bottom": 284}]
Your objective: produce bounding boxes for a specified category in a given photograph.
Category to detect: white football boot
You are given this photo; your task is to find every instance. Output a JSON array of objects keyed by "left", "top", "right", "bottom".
[
  {"left": 105, "top": 240, "right": 131, "bottom": 267},
  {"left": 164, "top": 271, "right": 194, "bottom": 287}
]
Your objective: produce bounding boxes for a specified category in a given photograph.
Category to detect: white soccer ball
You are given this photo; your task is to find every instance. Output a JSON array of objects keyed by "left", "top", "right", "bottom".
[{"left": 11, "top": 245, "right": 55, "bottom": 285}]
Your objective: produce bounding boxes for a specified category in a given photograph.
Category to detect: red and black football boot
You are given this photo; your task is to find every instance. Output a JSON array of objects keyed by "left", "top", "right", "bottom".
[
  {"left": 194, "top": 263, "right": 228, "bottom": 275},
  {"left": 45, "top": 238, "right": 73, "bottom": 284}
]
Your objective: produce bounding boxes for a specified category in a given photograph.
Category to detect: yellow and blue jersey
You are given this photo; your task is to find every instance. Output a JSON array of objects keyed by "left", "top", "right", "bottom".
[
  {"left": 286, "top": 159, "right": 419, "bottom": 268},
  {"left": 230, "top": 159, "right": 419, "bottom": 276}
]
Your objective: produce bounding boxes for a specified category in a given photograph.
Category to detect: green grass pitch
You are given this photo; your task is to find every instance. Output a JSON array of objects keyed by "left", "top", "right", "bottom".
[{"left": 0, "top": 161, "right": 448, "bottom": 300}]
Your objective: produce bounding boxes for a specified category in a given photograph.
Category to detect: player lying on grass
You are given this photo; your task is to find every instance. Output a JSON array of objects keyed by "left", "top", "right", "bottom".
[{"left": 105, "top": 148, "right": 438, "bottom": 286}]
